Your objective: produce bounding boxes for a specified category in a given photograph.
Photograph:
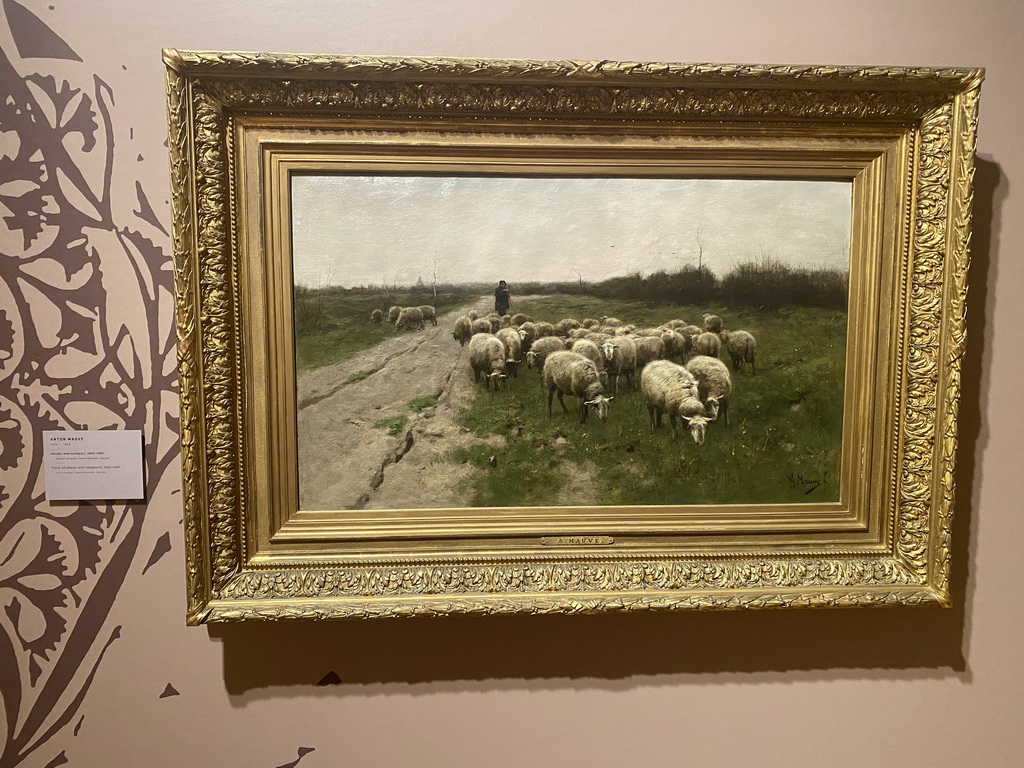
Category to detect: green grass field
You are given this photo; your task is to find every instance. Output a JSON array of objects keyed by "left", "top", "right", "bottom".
[{"left": 446, "top": 295, "right": 847, "bottom": 507}]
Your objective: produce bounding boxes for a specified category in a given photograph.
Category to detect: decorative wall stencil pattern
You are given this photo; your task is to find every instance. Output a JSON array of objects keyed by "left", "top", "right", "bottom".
[{"left": 0, "top": 3, "right": 176, "bottom": 765}]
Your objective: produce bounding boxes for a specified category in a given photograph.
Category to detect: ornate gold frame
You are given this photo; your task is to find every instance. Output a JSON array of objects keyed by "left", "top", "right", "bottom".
[{"left": 164, "top": 51, "right": 982, "bottom": 623}]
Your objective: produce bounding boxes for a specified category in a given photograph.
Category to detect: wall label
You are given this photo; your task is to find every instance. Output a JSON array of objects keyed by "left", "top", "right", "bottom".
[{"left": 43, "top": 430, "right": 144, "bottom": 501}]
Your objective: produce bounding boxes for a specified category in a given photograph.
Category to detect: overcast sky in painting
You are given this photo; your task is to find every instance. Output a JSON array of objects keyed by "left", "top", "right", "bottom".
[{"left": 290, "top": 175, "right": 852, "bottom": 288}]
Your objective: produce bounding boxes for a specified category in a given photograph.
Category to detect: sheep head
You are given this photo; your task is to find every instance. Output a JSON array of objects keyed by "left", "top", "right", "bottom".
[
  {"left": 585, "top": 394, "right": 613, "bottom": 423},
  {"left": 682, "top": 415, "right": 709, "bottom": 445},
  {"left": 705, "top": 396, "right": 721, "bottom": 422}
]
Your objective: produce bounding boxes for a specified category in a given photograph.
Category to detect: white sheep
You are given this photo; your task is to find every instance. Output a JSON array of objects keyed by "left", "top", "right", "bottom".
[
  {"left": 453, "top": 316, "right": 472, "bottom": 346},
  {"left": 601, "top": 336, "right": 637, "bottom": 393},
  {"left": 640, "top": 359, "right": 710, "bottom": 445},
  {"left": 471, "top": 318, "right": 493, "bottom": 335},
  {"left": 633, "top": 335, "right": 666, "bottom": 370},
  {"left": 386, "top": 305, "right": 402, "bottom": 323},
  {"left": 568, "top": 338, "right": 609, "bottom": 386},
  {"left": 660, "top": 329, "right": 690, "bottom": 363},
  {"left": 686, "top": 354, "right": 732, "bottom": 425},
  {"left": 702, "top": 313, "right": 723, "bottom": 333},
  {"left": 720, "top": 330, "right": 757, "bottom": 374},
  {"left": 541, "top": 350, "right": 613, "bottom": 423},
  {"left": 525, "top": 336, "right": 566, "bottom": 370},
  {"left": 418, "top": 305, "right": 438, "bottom": 326},
  {"left": 495, "top": 327, "right": 523, "bottom": 378},
  {"left": 369, "top": 309, "right": 384, "bottom": 325},
  {"left": 692, "top": 331, "right": 722, "bottom": 358},
  {"left": 468, "top": 333, "right": 508, "bottom": 391},
  {"left": 395, "top": 307, "right": 424, "bottom": 331}
]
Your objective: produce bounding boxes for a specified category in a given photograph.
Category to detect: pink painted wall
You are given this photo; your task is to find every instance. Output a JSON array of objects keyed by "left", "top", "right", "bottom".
[{"left": 1, "top": 1, "right": 1022, "bottom": 766}]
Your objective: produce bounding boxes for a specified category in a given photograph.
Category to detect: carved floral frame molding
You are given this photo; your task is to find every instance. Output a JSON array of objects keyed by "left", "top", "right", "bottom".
[{"left": 164, "top": 51, "right": 982, "bottom": 622}]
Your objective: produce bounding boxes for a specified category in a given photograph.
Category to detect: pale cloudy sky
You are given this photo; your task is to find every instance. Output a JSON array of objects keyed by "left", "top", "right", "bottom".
[{"left": 291, "top": 175, "right": 852, "bottom": 288}]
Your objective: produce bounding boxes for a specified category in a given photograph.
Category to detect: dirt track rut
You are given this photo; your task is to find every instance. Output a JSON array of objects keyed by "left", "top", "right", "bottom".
[{"left": 296, "top": 296, "right": 495, "bottom": 510}]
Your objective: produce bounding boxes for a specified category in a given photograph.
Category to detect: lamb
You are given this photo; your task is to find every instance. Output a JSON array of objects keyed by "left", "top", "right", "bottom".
[
  {"left": 452, "top": 316, "right": 472, "bottom": 346},
  {"left": 468, "top": 333, "right": 508, "bottom": 391},
  {"left": 640, "top": 359, "right": 710, "bottom": 445},
  {"left": 686, "top": 354, "right": 732, "bottom": 425},
  {"left": 719, "top": 330, "right": 757, "bottom": 374},
  {"left": 702, "top": 313, "right": 723, "bottom": 333},
  {"left": 525, "top": 336, "right": 566, "bottom": 370},
  {"left": 369, "top": 309, "right": 384, "bottom": 325},
  {"left": 601, "top": 337, "right": 638, "bottom": 393},
  {"left": 386, "top": 305, "right": 402, "bottom": 323},
  {"left": 395, "top": 306, "right": 425, "bottom": 331},
  {"left": 495, "top": 327, "right": 523, "bottom": 378},
  {"left": 471, "top": 318, "right": 493, "bottom": 335},
  {"left": 692, "top": 331, "right": 722, "bottom": 358},
  {"left": 418, "top": 305, "right": 438, "bottom": 326},
  {"left": 541, "top": 350, "right": 613, "bottom": 423}
]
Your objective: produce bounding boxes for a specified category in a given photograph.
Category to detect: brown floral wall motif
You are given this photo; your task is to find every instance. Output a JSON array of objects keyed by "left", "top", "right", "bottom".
[{"left": 0, "top": 2, "right": 177, "bottom": 765}]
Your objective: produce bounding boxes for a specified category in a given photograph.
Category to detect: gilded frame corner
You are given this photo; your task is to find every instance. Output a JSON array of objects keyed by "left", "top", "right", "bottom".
[{"left": 164, "top": 50, "right": 982, "bottom": 623}]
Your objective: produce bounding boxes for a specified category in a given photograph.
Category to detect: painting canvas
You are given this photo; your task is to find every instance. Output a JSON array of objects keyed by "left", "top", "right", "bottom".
[{"left": 291, "top": 174, "right": 852, "bottom": 512}]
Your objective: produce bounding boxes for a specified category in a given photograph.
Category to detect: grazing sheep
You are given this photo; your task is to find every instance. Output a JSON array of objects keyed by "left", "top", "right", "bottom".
[
  {"left": 495, "top": 327, "right": 523, "bottom": 378},
  {"left": 369, "top": 309, "right": 384, "bottom": 325},
  {"left": 510, "top": 313, "right": 532, "bottom": 327},
  {"left": 679, "top": 324, "right": 703, "bottom": 342},
  {"left": 581, "top": 318, "right": 600, "bottom": 329},
  {"left": 418, "top": 305, "right": 438, "bottom": 326},
  {"left": 453, "top": 316, "right": 473, "bottom": 346},
  {"left": 525, "top": 336, "right": 566, "bottom": 370},
  {"left": 686, "top": 354, "right": 732, "bottom": 425},
  {"left": 601, "top": 337, "right": 638, "bottom": 393},
  {"left": 702, "top": 313, "right": 723, "bottom": 333},
  {"left": 633, "top": 335, "right": 666, "bottom": 370},
  {"left": 387, "top": 305, "right": 402, "bottom": 323},
  {"left": 640, "top": 359, "right": 710, "bottom": 445},
  {"left": 468, "top": 333, "right": 508, "bottom": 391},
  {"left": 720, "top": 330, "right": 757, "bottom": 374},
  {"left": 692, "top": 331, "right": 722, "bottom": 358},
  {"left": 568, "top": 338, "right": 608, "bottom": 386},
  {"left": 660, "top": 330, "right": 690, "bottom": 363},
  {"left": 396, "top": 307, "right": 425, "bottom": 331},
  {"left": 541, "top": 350, "right": 613, "bottom": 423},
  {"left": 471, "top": 318, "right": 492, "bottom": 335}
]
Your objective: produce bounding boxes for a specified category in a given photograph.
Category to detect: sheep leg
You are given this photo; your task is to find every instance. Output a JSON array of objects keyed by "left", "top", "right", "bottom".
[
  {"left": 556, "top": 390, "right": 569, "bottom": 414},
  {"left": 647, "top": 404, "right": 657, "bottom": 433},
  {"left": 578, "top": 399, "right": 588, "bottom": 424},
  {"left": 546, "top": 386, "right": 555, "bottom": 417}
]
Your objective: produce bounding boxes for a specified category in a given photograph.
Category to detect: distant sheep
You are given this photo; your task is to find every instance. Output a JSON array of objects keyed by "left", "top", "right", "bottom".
[
  {"left": 702, "top": 313, "right": 723, "bottom": 333},
  {"left": 453, "top": 316, "right": 472, "bottom": 346},
  {"left": 467, "top": 310, "right": 479, "bottom": 321},
  {"left": 640, "top": 359, "right": 710, "bottom": 445},
  {"left": 692, "top": 331, "right": 722, "bottom": 358},
  {"left": 600, "top": 316, "right": 623, "bottom": 328},
  {"left": 525, "top": 336, "right": 566, "bottom": 371},
  {"left": 395, "top": 307, "right": 424, "bottom": 331},
  {"left": 541, "top": 350, "right": 613, "bottom": 423},
  {"left": 601, "top": 337, "right": 637, "bottom": 393},
  {"left": 418, "top": 305, "right": 438, "bottom": 326},
  {"left": 387, "top": 305, "right": 402, "bottom": 323},
  {"left": 468, "top": 333, "right": 508, "bottom": 391},
  {"left": 660, "top": 330, "right": 690, "bottom": 363},
  {"left": 720, "top": 330, "right": 757, "bottom": 374},
  {"left": 496, "top": 327, "right": 523, "bottom": 378},
  {"left": 686, "top": 355, "right": 732, "bottom": 425},
  {"left": 369, "top": 309, "right": 384, "bottom": 325},
  {"left": 679, "top": 324, "right": 703, "bottom": 341}
]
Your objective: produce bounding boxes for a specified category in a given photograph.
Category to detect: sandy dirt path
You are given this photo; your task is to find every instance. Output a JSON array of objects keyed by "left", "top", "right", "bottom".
[{"left": 296, "top": 296, "right": 497, "bottom": 510}]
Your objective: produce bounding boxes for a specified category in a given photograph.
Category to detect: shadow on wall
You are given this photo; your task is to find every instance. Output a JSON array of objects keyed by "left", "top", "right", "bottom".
[{"left": 208, "top": 157, "right": 1000, "bottom": 696}]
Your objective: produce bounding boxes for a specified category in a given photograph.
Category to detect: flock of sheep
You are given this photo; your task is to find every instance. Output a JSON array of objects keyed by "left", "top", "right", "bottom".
[
  {"left": 447, "top": 308, "right": 757, "bottom": 445},
  {"left": 370, "top": 304, "right": 438, "bottom": 331}
]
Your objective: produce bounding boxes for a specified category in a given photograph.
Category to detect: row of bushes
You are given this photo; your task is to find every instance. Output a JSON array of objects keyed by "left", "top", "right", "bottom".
[{"left": 591, "top": 259, "right": 848, "bottom": 310}]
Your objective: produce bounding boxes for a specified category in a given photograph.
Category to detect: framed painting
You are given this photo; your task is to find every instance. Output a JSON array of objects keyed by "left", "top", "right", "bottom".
[{"left": 164, "top": 51, "right": 982, "bottom": 622}]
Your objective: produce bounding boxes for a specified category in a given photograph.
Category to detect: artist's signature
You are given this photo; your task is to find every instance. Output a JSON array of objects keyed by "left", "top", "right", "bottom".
[{"left": 787, "top": 470, "right": 828, "bottom": 495}]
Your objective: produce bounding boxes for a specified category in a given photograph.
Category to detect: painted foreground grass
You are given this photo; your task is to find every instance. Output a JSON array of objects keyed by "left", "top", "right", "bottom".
[{"left": 447, "top": 295, "right": 846, "bottom": 507}]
